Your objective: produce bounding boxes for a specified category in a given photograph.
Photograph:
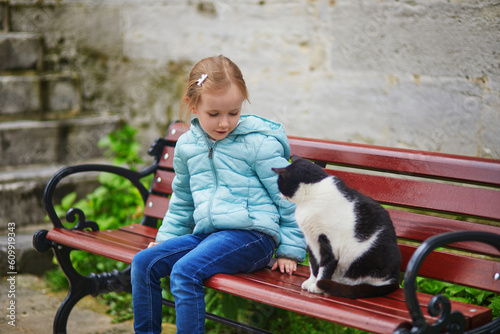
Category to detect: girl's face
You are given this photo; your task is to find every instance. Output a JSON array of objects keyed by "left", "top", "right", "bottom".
[{"left": 191, "top": 84, "right": 245, "bottom": 141}]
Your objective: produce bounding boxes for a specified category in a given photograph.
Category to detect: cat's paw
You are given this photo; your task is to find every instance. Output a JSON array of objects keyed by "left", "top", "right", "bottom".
[
  {"left": 301, "top": 276, "right": 316, "bottom": 291},
  {"left": 307, "top": 283, "right": 324, "bottom": 294}
]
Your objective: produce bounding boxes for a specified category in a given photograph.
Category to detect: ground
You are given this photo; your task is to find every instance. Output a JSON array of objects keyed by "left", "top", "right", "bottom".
[{"left": 0, "top": 274, "right": 176, "bottom": 334}]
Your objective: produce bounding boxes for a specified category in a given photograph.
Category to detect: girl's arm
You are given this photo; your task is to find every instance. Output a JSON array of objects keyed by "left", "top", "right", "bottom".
[{"left": 253, "top": 136, "right": 307, "bottom": 263}]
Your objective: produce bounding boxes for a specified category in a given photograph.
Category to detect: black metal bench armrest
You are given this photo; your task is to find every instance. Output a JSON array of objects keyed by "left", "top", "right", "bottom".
[
  {"left": 395, "top": 231, "right": 500, "bottom": 334},
  {"left": 43, "top": 163, "right": 157, "bottom": 230}
]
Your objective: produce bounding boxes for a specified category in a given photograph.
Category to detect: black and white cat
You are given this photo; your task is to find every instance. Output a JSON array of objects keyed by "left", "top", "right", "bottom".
[{"left": 272, "top": 157, "right": 401, "bottom": 299}]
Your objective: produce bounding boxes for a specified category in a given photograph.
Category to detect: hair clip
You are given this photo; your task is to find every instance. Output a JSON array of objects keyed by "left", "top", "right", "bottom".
[{"left": 197, "top": 74, "right": 208, "bottom": 86}]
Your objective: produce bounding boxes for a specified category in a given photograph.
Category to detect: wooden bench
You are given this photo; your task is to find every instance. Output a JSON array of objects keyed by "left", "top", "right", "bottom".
[{"left": 33, "top": 121, "right": 500, "bottom": 334}]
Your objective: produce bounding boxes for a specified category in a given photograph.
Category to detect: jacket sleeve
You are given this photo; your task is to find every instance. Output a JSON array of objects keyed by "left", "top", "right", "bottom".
[
  {"left": 253, "top": 135, "right": 307, "bottom": 263},
  {"left": 155, "top": 139, "right": 195, "bottom": 242}
]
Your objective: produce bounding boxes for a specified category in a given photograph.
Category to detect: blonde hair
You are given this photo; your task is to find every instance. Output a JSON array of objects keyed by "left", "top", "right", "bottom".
[{"left": 179, "top": 55, "right": 249, "bottom": 124}]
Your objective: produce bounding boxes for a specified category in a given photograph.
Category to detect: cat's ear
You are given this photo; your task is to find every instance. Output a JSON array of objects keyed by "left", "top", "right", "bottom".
[
  {"left": 272, "top": 167, "right": 287, "bottom": 177},
  {"left": 291, "top": 155, "right": 302, "bottom": 163}
]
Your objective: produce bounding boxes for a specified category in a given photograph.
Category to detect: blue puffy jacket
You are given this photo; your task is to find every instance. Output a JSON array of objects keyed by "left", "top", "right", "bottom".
[{"left": 156, "top": 115, "right": 306, "bottom": 262}]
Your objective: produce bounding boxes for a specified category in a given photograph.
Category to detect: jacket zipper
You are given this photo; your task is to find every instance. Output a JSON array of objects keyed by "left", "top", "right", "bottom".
[{"left": 206, "top": 139, "right": 218, "bottom": 229}]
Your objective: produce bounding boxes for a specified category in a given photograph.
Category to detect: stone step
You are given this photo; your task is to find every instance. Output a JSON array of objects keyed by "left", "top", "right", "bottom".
[
  {"left": 0, "top": 114, "right": 122, "bottom": 230},
  {"left": 0, "top": 114, "right": 121, "bottom": 168},
  {"left": 0, "top": 32, "right": 42, "bottom": 72},
  {"left": 0, "top": 162, "right": 103, "bottom": 232},
  {"left": 0, "top": 73, "right": 40, "bottom": 116},
  {"left": 0, "top": 0, "right": 8, "bottom": 32},
  {"left": 0, "top": 71, "right": 81, "bottom": 118},
  {"left": 42, "top": 71, "right": 82, "bottom": 117}
]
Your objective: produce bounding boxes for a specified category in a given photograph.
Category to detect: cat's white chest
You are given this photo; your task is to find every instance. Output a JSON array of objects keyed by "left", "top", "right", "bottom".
[
  {"left": 293, "top": 178, "right": 377, "bottom": 275},
  {"left": 293, "top": 178, "right": 357, "bottom": 236}
]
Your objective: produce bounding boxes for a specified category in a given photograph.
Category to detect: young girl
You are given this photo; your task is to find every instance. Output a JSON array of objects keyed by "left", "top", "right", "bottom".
[{"left": 131, "top": 55, "right": 306, "bottom": 334}]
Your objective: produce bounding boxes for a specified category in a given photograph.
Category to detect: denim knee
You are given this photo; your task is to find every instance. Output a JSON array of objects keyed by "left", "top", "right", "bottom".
[
  {"left": 170, "top": 261, "right": 201, "bottom": 295},
  {"left": 131, "top": 249, "right": 153, "bottom": 285}
]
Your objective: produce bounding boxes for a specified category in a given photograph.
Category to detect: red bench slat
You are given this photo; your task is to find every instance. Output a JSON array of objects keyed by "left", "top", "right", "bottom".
[
  {"left": 398, "top": 244, "right": 500, "bottom": 292},
  {"left": 83, "top": 229, "right": 153, "bottom": 248},
  {"left": 289, "top": 136, "right": 500, "bottom": 186},
  {"left": 158, "top": 145, "right": 176, "bottom": 169},
  {"left": 119, "top": 224, "right": 158, "bottom": 238},
  {"left": 143, "top": 194, "right": 170, "bottom": 220},
  {"left": 327, "top": 169, "right": 500, "bottom": 220},
  {"left": 390, "top": 209, "right": 500, "bottom": 257},
  {"left": 151, "top": 170, "right": 175, "bottom": 195},
  {"left": 47, "top": 228, "right": 146, "bottom": 264}
]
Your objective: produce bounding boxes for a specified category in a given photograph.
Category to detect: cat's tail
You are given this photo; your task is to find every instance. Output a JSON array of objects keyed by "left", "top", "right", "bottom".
[{"left": 316, "top": 279, "right": 399, "bottom": 299}]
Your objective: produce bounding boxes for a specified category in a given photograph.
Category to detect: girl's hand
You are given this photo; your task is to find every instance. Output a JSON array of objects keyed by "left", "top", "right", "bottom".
[
  {"left": 271, "top": 258, "right": 297, "bottom": 275},
  {"left": 148, "top": 242, "right": 158, "bottom": 248}
]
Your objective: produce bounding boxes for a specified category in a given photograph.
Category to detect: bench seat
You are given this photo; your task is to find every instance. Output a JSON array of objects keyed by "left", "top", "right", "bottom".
[{"left": 43, "top": 223, "right": 493, "bottom": 333}]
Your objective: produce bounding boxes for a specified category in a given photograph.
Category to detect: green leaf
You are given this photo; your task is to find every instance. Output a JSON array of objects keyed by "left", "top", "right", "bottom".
[
  {"left": 61, "top": 192, "right": 77, "bottom": 210},
  {"left": 488, "top": 296, "right": 500, "bottom": 318},
  {"left": 220, "top": 294, "right": 241, "bottom": 320},
  {"left": 449, "top": 296, "right": 471, "bottom": 304},
  {"left": 476, "top": 291, "right": 494, "bottom": 305}
]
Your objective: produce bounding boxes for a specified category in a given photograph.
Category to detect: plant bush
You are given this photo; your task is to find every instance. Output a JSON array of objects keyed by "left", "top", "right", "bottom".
[
  {"left": 415, "top": 277, "right": 500, "bottom": 318},
  {"left": 43, "top": 124, "right": 150, "bottom": 299}
]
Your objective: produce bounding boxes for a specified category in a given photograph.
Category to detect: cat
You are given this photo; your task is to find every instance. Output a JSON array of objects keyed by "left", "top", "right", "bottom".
[{"left": 272, "top": 157, "right": 401, "bottom": 299}]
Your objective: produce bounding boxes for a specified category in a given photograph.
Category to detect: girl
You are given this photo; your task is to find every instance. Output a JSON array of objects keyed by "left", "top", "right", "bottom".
[{"left": 131, "top": 55, "right": 306, "bottom": 334}]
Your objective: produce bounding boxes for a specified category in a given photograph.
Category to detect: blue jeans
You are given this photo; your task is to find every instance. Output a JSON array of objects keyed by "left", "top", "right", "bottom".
[{"left": 131, "top": 230, "right": 275, "bottom": 334}]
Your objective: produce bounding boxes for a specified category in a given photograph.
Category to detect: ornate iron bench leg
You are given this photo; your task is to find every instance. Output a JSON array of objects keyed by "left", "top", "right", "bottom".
[
  {"left": 50, "top": 244, "right": 93, "bottom": 334},
  {"left": 33, "top": 230, "right": 132, "bottom": 334},
  {"left": 52, "top": 246, "right": 132, "bottom": 334}
]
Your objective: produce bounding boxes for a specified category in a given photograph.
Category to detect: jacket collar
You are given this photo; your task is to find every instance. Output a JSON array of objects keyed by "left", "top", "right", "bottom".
[{"left": 189, "top": 115, "right": 291, "bottom": 158}]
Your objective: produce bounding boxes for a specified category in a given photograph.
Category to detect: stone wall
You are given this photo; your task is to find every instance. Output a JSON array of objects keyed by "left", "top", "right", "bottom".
[{"left": 7, "top": 0, "right": 500, "bottom": 158}]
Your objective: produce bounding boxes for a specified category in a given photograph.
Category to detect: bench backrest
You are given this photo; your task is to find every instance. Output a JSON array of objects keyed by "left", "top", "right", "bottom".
[
  {"left": 143, "top": 122, "right": 500, "bottom": 293},
  {"left": 142, "top": 122, "right": 187, "bottom": 221}
]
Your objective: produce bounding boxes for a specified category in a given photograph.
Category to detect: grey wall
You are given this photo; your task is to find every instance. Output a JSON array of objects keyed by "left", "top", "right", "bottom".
[{"left": 8, "top": 0, "right": 500, "bottom": 158}]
